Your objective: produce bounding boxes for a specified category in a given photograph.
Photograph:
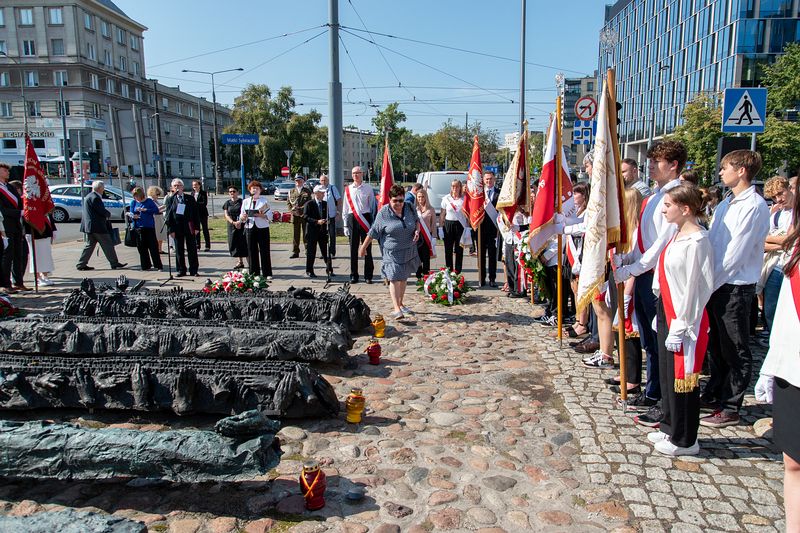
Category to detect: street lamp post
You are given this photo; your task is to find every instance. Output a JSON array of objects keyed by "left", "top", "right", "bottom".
[
  {"left": 197, "top": 96, "right": 206, "bottom": 187},
  {"left": 182, "top": 67, "right": 243, "bottom": 193}
]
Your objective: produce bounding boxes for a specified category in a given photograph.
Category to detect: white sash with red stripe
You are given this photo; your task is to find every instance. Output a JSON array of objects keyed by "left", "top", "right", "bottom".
[
  {"left": 417, "top": 210, "right": 437, "bottom": 258},
  {"left": 345, "top": 185, "right": 371, "bottom": 233}
]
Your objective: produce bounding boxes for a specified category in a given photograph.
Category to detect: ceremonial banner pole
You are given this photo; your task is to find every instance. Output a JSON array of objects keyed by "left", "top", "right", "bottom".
[
  {"left": 555, "top": 97, "right": 564, "bottom": 347},
  {"left": 477, "top": 225, "right": 482, "bottom": 285},
  {"left": 607, "top": 68, "right": 628, "bottom": 406}
]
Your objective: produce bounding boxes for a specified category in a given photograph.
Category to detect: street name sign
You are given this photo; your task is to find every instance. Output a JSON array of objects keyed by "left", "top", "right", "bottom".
[{"left": 221, "top": 133, "right": 260, "bottom": 145}]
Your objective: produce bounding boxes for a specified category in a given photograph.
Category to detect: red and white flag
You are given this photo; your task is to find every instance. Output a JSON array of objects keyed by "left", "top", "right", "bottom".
[
  {"left": 462, "top": 135, "right": 485, "bottom": 230},
  {"left": 528, "top": 114, "right": 575, "bottom": 255},
  {"left": 22, "top": 135, "right": 54, "bottom": 233},
  {"left": 496, "top": 128, "right": 529, "bottom": 225},
  {"left": 377, "top": 136, "right": 394, "bottom": 211}
]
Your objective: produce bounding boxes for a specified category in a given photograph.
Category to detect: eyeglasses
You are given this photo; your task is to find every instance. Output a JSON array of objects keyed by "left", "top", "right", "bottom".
[
  {"left": 390, "top": 198, "right": 404, "bottom": 204},
  {"left": 228, "top": 190, "right": 236, "bottom": 193}
]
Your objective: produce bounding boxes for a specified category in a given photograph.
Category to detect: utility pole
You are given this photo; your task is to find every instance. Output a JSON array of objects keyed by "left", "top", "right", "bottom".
[
  {"left": 152, "top": 80, "right": 165, "bottom": 189},
  {"left": 107, "top": 104, "right": 124, "bottom": 192},
  {"left": 197, "top": 96, "right": 206, "bottom": 187},
  {"left": 328, "top": 0, "right": 344, "bottom": 193},
  {"left": 519, "top": 0, "right": 526, "bottom": 134},
  {"left": 132, "top": 104, "right": 147, "bottom": 188},
  {"left": 59, "top": 89, "right": 71, "bottom": 183}
]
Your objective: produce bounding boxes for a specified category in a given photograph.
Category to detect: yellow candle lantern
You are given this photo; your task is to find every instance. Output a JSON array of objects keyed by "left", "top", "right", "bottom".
[{"left": 345, "top": 387, "right": 366, "bottom": 424}]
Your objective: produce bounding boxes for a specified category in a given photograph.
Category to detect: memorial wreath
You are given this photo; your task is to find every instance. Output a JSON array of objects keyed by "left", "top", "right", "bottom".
[
  {"left": 515, "top": 230, "right": 548, "bottom": 298},
  {"left": 204, "top": 271, "right": 269, "bottom": 294},
  {"left": 417, "top": 267, "right": 472, "bottom": 306}
]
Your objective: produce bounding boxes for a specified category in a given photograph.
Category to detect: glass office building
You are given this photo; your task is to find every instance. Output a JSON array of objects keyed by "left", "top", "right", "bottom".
[{"left": 599, "top": 0, "right": 800, "bottom": 162}]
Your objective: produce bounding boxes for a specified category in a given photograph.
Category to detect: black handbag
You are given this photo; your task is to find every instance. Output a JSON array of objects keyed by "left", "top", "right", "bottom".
[{"left": 124, "top": 221, "right": 138, "bottom": 247}]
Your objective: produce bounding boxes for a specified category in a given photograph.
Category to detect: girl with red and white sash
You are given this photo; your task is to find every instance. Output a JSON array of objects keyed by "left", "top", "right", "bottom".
[
  {"left": 649, "top": 184, "right": 714, "bottom": 456},
  {"left": 754, "top": 177, "right": 800, "bottom": 531},
  {"left": 414, "top": 188, "right": 438, "bottom": 279}
]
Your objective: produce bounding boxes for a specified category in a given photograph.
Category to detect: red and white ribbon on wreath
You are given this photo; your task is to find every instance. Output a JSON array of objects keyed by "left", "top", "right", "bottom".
[{"left": 423, "top": 270, "right": 454, "bottom": 304}]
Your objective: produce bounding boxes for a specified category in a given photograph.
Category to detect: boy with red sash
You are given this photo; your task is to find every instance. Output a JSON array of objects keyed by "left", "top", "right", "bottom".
[{"left": 648, "top": 184, "right": 714, "bottom": 456}]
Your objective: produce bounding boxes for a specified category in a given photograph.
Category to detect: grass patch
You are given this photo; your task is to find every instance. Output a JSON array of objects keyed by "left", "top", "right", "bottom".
[
  {"left": 419, "top": 520, "right": 435, "bottom": 531},
  {"left": 445, "top": 430, "right": 468, "bottom": 441},
  {"left": 209, "top": 216, "right": 348, "bottom": 245},
  {"left": 150, "top": 525, "right": 168, "bottom": 532},
  {"left": 282, "top": 453, "right": 310, "bottom": 462},
  {"left": 572, "top": 495, "right": 587, "bottom": 507},
  {"left": 260, "top": 513, "right": 324, "bottom": 533}
]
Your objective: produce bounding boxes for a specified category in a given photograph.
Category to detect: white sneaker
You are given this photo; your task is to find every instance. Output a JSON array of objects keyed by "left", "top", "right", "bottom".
[
  {"left": 654, "top": 439, "right": 700, "bottom": 456},
  {"left": 647, "top": 431, "right": 669, "bottom": 444},
  {"left": 266, "top": 276, "right": 273, "bottom": 281},
  {"left": 389, "top": 310, "right": 404, "bottom": 320},
  {"left": 400, "top": 306, "right": 414, "bottom": 315},
  {"left": 39, "top": 277, "right": 54, "bottom": 286},
  {"left": 582, "top": 350, "right": 614, "bottom": 369}
]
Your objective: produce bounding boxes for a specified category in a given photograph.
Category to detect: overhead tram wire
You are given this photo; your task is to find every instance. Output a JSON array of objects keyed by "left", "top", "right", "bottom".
[
  {"left": 345, "top": 0, "right": 447, "bottom": 120},
  {"left": 148, "top": 25, "right": 329, "bottom": 69},
  {"left": 339, "top": 25, "right": 591, "bottom": 77},
  {"left": 338, "top": 35, "right": 374, "bottom": 105}
]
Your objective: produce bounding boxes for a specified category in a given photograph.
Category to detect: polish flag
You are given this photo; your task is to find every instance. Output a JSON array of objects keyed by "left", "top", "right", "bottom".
[
  {"left": 462, "top": 136, "right": 485, "bottom": 229},
  {"left": 377, "top": 136, "right": 394, "bottom": 211},
  {"left": 22, "top": 135, "right": 55, "bottom": 233}
]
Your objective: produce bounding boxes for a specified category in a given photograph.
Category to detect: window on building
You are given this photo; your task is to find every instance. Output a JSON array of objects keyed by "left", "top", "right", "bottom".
[
  {"left": 178, "top": 145, "right": 183, "bottom": 156},
  {"left": 133, "top": 61, "right": 140, "bottom": 76},
  {"left": 24, "top": 71, "right": 39, "bottom": 87},
  {"left": 51, "top": 38, "right": 65, "bottom": 56},
  {"left": 187, "top": 105, "right": 194, "bottom": 118},
  {"left": 164, "top": 121, "right": 171, "bottom": 134},
  {"left": 87, "top": 42, "right": 96, "bottom": 61},
  {"left": 90, "top": 73, "right": 99, "bottom": 90},
  {"left": 0, "top": 72, "right": 8, "bottom": 87},
  {"left": 178, "top": 162, "right": 184, "bottom": 175},
  {"left": 121, "top": 83, "right": 129, "bottom": 98},
  {"left": 769, "top": 19, "right": 799, "bottom": 53},
  {"left": 118, "top": 55, "right": 126, "bottom": 71},
  {"left": 190, "top": 163, "right": 195, "bottom": 175},
  {"left": 23, "top": 40, "right": 36, "bottom": 56},
  {"left": 32, "top": 139, "right": 45, "bottom": 149},
  {"left": 0, "top": 10, "right": 4, "bottom": 27},
  {"left": 84, "top": 13, "right": 93, "bottom": 30},
  {"left": 101, "top": 20, "right": 109, "bottom": 38},
  {"left": 759, "top": 0, "right": 792, "bottom": 17},
  {"left": 147, "top": 93, "right": 154, "bottom": 106},
  {"left": 91, "top": 103, "right": 101, "bottom": 118},
  {"left": 738, "top": 19, "right": 765, "bottom": 53},
  {"left": 188, "top": 127, "right": 194, "bottom": 139},
  {"left": 106, "top": 78, "right": 114, "bottom": 94},
  {"left": 48, "top": 7, "right": 63, "bottom": 25},
  {"left": 2, "top": 139, "right": 17, "bottom": 150},
  {"left": 57, "top": 100, "right": 70, "bottom": 116},
  {"left": 116, "top": 27, "right": 126, "bottom": 45},
  {"left": 104, "top": 50, "right": 112, "bottom": 66},
  {"left": 54, "top": 70, "right": 68, "bottom": 86},
  {"left": 161, "top": 97, "right": 168, "bottom": 110},
  {"left": 0, "top": 41, "right": 5, "bottom": 55},
  {"left": 19, "top": 8, "right": 34, "bottom": 25},
  {"left": 178, "top": 124, "right": 185, "bottom": 136},
  {"left": 28, "top": 101, "right": 41, "bottom": 117},
  {"left": 0, "top": 102, "right": 12, "bottom": 118},
  {"left": 130, "top": 35, "right": 139, "bottom": 50},
  {"left": 135, "top": 87, "right": 143, "bottom": 101}
]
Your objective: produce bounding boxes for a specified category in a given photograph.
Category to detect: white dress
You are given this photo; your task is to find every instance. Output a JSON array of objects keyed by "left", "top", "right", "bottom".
[{"left": 26, "top": 235, "right": 55, "bottom": 273}]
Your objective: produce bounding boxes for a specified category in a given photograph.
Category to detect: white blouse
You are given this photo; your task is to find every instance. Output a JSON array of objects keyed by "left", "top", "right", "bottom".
[
  {"left": 441, "top": 195, "right": 465, "bottom": 221},
  {"left": 241, "top": 196, "right": 272, "bottom": 229},
  {"left": 761, "top": 269, "right": 800, "bottom": 387}
]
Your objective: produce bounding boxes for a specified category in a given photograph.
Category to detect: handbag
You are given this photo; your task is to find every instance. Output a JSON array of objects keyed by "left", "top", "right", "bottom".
[
  {"left": 124, "top": 220, "right": 139, "bottom": 247},
  {"left": 106, "top": 220, "right": 122, "bottom": 246}
]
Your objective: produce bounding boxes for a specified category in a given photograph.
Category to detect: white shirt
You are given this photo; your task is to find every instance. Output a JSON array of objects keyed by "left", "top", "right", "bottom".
[
  {"left": 653, "top": 230, "right": 715, "bottom": 338},
  {"left": 441, "top": 195, "right": 465, "bottom": 221},
  {"left": 320, "top": 184, "right": 341, "bottom": 218},
  {"left": 542, "top": 237, "right": 559, "bottom": 267},
  {"left": 708, "top": 185, "right": 770, "bottom": 290},
  {"left": 761, "top": 270, "right": 800, "bottom": 387},
  {"left": 769, "top": 208, "right": 793, "bottom": 270},
  {"left": 241, "top": 196, "right": 272, "bottom": 229},
  {"left": 621, "top": 178, "right": 680, "bottom": 276}
]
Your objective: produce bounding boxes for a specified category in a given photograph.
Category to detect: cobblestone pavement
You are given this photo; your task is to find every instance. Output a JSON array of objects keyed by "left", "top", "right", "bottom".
[{"left": 0, "top": 241, "right": 785, "bottom": 532}]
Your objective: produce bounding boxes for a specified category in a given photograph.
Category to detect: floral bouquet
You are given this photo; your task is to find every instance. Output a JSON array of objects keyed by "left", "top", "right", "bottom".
[
  {"left": 203, "top": 270, "right": 269, "bottom": 294},
  {"left": 515, "top": 230, "right": 548, "bottom": 299},
  {"left": 417, "top": 267, "right": 472, "bottom": 306},
  {"left": 0, "top": 295, "right": 23, "bottom": 319}
]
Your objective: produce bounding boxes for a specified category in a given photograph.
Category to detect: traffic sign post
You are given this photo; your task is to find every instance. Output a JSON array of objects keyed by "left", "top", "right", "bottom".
[
  {"left": 281, "top": 167, "right": 290, "bottom": 177},
  {"left": 220, "top": 133, "right": 260, "bottom": 196},
  {"left": 575, "top": 96, "right": 598, "bottom": 121}
]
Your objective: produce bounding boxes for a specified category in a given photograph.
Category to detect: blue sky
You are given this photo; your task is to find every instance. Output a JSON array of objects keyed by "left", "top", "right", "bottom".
[{"left": 117, "top": 1, "right": 608, "bottom": 136}]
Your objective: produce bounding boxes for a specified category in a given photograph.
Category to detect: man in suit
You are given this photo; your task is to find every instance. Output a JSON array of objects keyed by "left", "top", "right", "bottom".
[
  {"left": 287, "top": 174, "right": 312, "bottom": 258},
  {"left": 76, "top": 180, "right": 126, "bottom": 271},
  {"left": 0, "top": 162, "right": 25, "bottom": 291},
  {"left": 191, "top": 179, "right": 210, "bottom": 251},
  {"left": 303, "top": 185, "right": 331, "bottom": 278},
  {"left": 480, "top": 171, "right": 500, "bottom": 287},
  {"left": 164, "top": 178, "right": 200, "bottom": 277}
]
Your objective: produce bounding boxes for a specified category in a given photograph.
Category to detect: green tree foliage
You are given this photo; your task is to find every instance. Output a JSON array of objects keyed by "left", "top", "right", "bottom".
[
  {"left": 669, "top": 94, "right": 727, "bottom": 184},
  {"left": 425, "top": 120, "right": 499, "bottom": 171},
  {"left": 759, "top": 116, "right": 800, "bottom": 176},
  {"left": 763, "top": 42, "right": 800, "bottom": 115},
  {"left": 371, "top": 103, "right": 407, "bottom": 146}
]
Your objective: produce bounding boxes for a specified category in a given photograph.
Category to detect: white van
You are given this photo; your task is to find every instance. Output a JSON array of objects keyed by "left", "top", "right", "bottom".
[{"left": 417, "top": 171, "right": 468, "bottom": 216}]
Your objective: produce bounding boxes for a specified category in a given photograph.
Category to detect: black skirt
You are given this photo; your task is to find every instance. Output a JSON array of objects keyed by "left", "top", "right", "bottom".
[
  {"left": 774, "top": 377, "right": 800, "bottom": 463},
  {"left": 227, "top": 224, "right": 248, "bottom": 257}
]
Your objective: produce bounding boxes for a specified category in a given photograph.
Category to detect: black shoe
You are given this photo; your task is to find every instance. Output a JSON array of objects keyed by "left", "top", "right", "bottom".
[
  {"left": 508, "top": 292, "right": 525, "bottom": 298},
  {"left": 570, "top": 336, "right": 591, "bottom": 348},
  {"left": 634, "top": 405, "right": 664, "bottom": 427},
  {"left": 480, "top": 281, "right": 486, "bottom": 287},
  {"left": 306, "top": 272, "right": 317, "bottom": 278},
  {"left": 176, "top": 272, "right": 187, "bottom": 277},
  {"left": 76, "top": 265, "right": 95, "bottom": 271},
  {"left": 350, "top": 277, "right": 359, "bottom": 284},
  {"left": 699, "top": 396, "right": 719, "bottom": 411},
  {"left": 365, "top": 279, "right": 373, "bottom": 284},
  {"left": 610, "top": 384, "right": 641, "bottom": 395},
  {"left": 204, "top": 248, "right": 211, "bottom": 252},
  {"left": 626, "top": 393, "right": 659, "bottom": 412},
  {"left": 110, "top": 262, "right": 128, "bottom": 269},
  {"left": 604, "top": 377, "right": 621, "bottom": 386},
  {"left": 488, "top": 281, "right": 497, "bottom": 288},
  {"left": 289, "top": 253, "right": 299, "bottom": 259},
  {"left": 190, "top": 272, "right": 198, "bottom": 277}
]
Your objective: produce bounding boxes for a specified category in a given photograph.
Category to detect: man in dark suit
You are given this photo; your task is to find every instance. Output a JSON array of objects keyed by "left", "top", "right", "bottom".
[
  {"left": 164, "top": 178, "right": 201, "bottom": 277},
  {"left": 303, "top": 185, "right": 331, "bottom": 278},
  {"left": 0, "top": 162, "right": 28, "bottom": 291},
  {"left": 480, "top": 171, "right": 500, "bottom": 287},
  {"left": 191, "top": 179, "right": 210, "bottom": 251},
  {"left": 75, "top": 180, "right": 126, "bottom": 271}
]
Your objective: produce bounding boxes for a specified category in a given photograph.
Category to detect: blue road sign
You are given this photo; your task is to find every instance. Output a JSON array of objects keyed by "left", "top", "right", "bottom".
[
  {"left": 722, "top": 88, "right": 767, "bottom": 133},
  {"left": 221, "top": 133, "right": 260, "bottom": 145},
  {"left": 484, "top": 165, "right": 499, "bottom": 174},
  {"left": 573, "top": 120, "right": 597, "bottom": 145}
]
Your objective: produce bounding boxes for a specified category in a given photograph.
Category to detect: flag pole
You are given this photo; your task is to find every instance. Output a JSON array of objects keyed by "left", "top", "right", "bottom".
[
  {"left": 24, "top": 135, "right": 40, "bottom": 294},
  {"left": 607, "top": 68, "right": 628, "bottom": 407},
  {"left": 555, "top": 97, "right": 564, "bottom": 347}
]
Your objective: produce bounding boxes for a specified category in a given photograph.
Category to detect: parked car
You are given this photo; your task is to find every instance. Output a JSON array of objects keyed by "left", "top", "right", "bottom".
[
  {"left": 260, "top": 180, "right": 276, "bottom": 195},
  {"left": 416, "top": 171, "right": 469, "bottom": 216},
  {"left": 273, "top": 182, "right": 295, "bottom": 201},
  {"left": 49, "top": 184, "right": 132, "bottom": 223},
  {"left": 306, "top": 178, "right": 320, "bottom": 190}
]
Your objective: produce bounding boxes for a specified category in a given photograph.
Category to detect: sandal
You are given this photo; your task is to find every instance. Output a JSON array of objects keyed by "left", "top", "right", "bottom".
[
  {"left": 501, "top": 283, "right": 510, "bottom": 293},
  {"left": 566, "top": 322, "right": 588, "bottom": 338}
]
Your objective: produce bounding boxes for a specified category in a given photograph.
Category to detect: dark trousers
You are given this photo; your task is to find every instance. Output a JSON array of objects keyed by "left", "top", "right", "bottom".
[
  {"left": 136, "top": 227, "right": 162, "bottom": 270},
  {"left": 173, "top": 230, "right": 199, "bottom": 275},
  {"left": 76, "top": 232, "right": 120, "bottom": 269},
  {"left": 306, "top": 230, "right": 329, "bottom": 275},
  {"left": 292, "top": 216, "right": 306, "bottom": 255},
  {"left": 609, "top": 281, "right": 642, "bottom": 385},
  {"left": 1, "top": 231, "right": 25, "bottom": 287},
  {"left": 443, "top": 220, "right": 464, "bottom": 273},
  {"left": 634, "top": 271, "right": 660, "bottom": 400},
  {"left": 705, "top": 283, "right": 755, "bottom": 414},
  {"left": 479, "top": 233, "right": 498, "bottom": 283},
  {"left": 348, "top": 214, "right": 373, "bottom": 281},
  {"left": 327, "top": 217, "right": 337, "bottom": 257},
  {"left": 504, "top": 241, "right": 524, "bottom": 295},
  {"left": 543, "top": 264, "right": 566, "bottom": 317},
  {"left": 195, "top": 214, "right": 210, "bottom": 249},
  {"left": 657, "top": 299, "right": 700, "bottom": 448},
  {"left": 246, "top": 227, "right": 272, "bottom": 277},
  {"left": 416, "top": 239, "right": 431, "bottom": 278},
  {"left": 589, "top": 305, "right": 599, "bottom": 342}
]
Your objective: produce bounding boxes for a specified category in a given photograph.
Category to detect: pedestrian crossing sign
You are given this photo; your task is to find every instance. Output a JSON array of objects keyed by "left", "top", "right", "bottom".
[{"left": 722, "top": 88, "right": 767, "bottom": 133}]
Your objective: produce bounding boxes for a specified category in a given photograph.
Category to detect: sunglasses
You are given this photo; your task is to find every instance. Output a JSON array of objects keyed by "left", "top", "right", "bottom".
[{"left": 390, "top": 198, "right": 404, "bottom": 204}]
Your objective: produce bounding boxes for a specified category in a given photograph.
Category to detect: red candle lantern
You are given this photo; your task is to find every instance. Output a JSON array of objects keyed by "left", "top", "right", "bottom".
[
  {"left": 300, "top": 460, "right": 327, "bottom": 510},
  {"left": 365, "top": 339, "right": 381, "bottom": 365}
]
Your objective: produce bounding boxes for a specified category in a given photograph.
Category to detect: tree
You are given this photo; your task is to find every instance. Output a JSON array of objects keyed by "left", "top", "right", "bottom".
[
  {"left": 763, "top": 42, "right": 800, "bottom": 115},
  {"left": 371, "top": 103, "right": 407, "bottom": 146},
  {"left": 759, "top": 116, "right": 800, "bottom": 176},
  {"left": 425, "top": 120, "right": 499, "bottom": 171},
  {"left": 669, "top": 94, "right": 727, "bottom": 184}
]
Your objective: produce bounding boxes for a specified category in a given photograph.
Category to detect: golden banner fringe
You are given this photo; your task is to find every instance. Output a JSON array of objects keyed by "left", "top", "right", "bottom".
[
  {"left": 607, "top": 226, "right": 621, "bottom": 246},
  {"left": 576, "top": 276, "right": 604, "bottom": 315},
  {"left": 674, "top": 373, "right": 700, "bottom": 393},
  {"left": 612, "top": 325, "right": 641, "bottom": 340}
]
